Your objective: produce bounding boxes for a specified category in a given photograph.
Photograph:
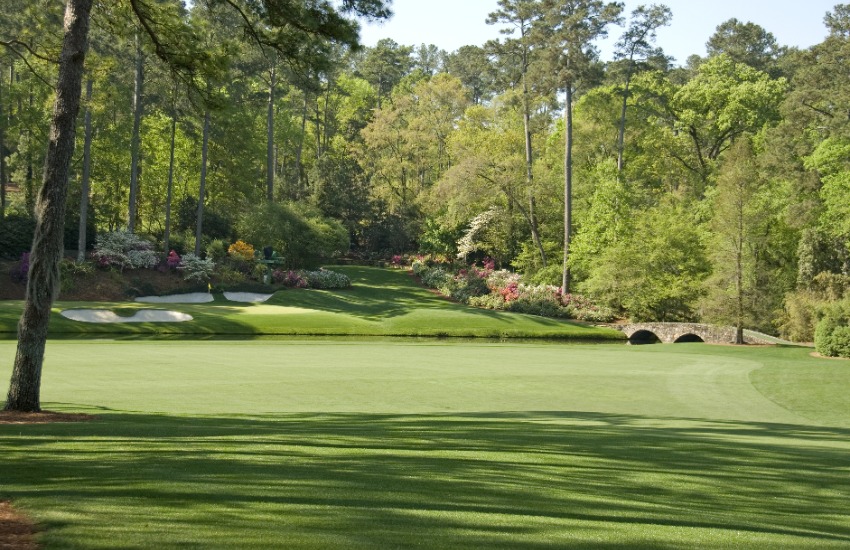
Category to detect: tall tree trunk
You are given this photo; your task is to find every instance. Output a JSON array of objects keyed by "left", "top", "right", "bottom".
[
  {"left": 561, "top": 85, "right": 573, "bottom": 293},
  {"left": 314, "top": 96, "right": 321, "bottom": 162},
  {"left": 0, "top": 56, "right": 6, "bottom": 219},
  {"left": 735, "top": 197, "right": 745, "bottom": 345},
  {"left": 322, "top": 79, "right": 332, "bottom": 154},
  {"left": 266, "top": 63, "right": 276, "bottom": 202},
  {"left": 616, "top": 71, "right": 632, "bottom": 173},
  {"left": 5, "top": 0, "right": 93, "bottom": 412},
  {"left": 194, "top": 108, "right": 210, "bottom": 256},
  {"left": 25, "top": 133, "right": 34, "bottom": 214},
  {"left": 293, "top": 93, "right": 308, "bottom": 199},
  {"left": 163, "top": 94, "right": 177, "bottom": 255},
  {"left": 522, "top": 67, "right": 545, "bottom": 268},
  {"left": 77, "top": 77, "right": 93, "bottom": 262},
  {"left": 127, "top": 33, "right": 144, "bottom": 232},
  {"left": 25, "top": 62, "right": 34, "bottom": 214}
]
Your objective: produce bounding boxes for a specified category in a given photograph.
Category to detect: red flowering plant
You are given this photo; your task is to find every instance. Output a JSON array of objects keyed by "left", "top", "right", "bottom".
[
  {"left": 273, "top": 269, "right": 308, "bottom": 288},
  {"left": 166, "top": 250, "right": 181, "bottom": 270},
  {"left": 499, "top": 281, "right": 520, "bottom": 302}
]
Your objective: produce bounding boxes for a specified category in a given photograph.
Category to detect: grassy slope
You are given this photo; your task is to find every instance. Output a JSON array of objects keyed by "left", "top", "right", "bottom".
[
  {"left": 0, "top": 266, "right": 623, "bottom": 340},
  {"left": 2, "top": 340, "right": 849, "bottom": 549}
]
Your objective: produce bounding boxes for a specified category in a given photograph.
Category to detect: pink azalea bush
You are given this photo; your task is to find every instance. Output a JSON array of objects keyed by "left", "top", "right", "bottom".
[
  {"left": 272, "top": 269, "right": 308, "bottom": 288},
  {"left": 411, "top": 258, "right": 614, "bottom": 322}
]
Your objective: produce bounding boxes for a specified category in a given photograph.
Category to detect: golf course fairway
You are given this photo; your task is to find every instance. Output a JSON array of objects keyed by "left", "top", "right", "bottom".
[{"left": 2, "top": 339, "right": 849, "bottom": 548}]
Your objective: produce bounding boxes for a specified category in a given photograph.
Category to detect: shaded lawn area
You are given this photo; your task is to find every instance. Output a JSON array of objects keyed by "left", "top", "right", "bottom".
[
  {"left": 1, "top": 340, "right": 849, "bottom": 548},
  {"left": 0, "top": 266, "right": 623, "bottom": 341}
]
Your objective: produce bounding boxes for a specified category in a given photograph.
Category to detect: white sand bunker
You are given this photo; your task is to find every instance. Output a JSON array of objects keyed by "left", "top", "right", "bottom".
[
  {"left": 135, "top": 292, "right": 213, "bottom": 304},
  {"left": 135, "top": 292, "right": 273, "bottom": 303},
  {"left": 61, "top": 309, "right": 193, "bottom": 323},
  {"left": 223, "top": 292, "right": 274, "bottom": 303}
]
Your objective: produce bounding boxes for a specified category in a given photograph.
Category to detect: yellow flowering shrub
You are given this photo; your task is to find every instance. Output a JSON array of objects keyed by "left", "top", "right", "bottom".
[{"left": 228, "top": 240, "right": 255, "bottom": 261}]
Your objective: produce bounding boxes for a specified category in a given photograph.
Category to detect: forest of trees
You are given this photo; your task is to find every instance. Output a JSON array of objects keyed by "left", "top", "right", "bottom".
[{"left": 2, "top": 0, "right": 850, "bottom": 344}]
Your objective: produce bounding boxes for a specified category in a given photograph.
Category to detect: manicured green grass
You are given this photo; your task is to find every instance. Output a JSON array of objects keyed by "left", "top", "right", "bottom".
[
  {"left": 2, "top": 340, "right": 849, "bottom": 548},
  {"left": 0, "top": 266, "right": 623, "bottom": 340}
]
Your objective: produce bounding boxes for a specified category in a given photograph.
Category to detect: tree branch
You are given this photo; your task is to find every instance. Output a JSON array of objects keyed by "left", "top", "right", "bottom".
[
  {"left": 0, "top": 42, "right": 54, "bottom": 87},
  {"left": 0, "top": 39, "right": 56, "bottom": 63}
]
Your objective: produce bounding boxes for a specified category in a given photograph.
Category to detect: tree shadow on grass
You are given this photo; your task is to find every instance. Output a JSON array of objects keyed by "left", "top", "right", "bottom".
[{"left": 2, "top": 409, "right": 850, "bottom": 548}]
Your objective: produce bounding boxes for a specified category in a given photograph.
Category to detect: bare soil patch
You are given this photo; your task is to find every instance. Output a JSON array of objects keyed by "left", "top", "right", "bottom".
[{"left": 0, "top": 501, "right": 38, "bottom": 550}]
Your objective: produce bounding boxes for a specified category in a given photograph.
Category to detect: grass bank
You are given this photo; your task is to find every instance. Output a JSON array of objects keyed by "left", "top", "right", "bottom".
[{"left": 0, "top": 266, "right": 623, "bottom": 341}]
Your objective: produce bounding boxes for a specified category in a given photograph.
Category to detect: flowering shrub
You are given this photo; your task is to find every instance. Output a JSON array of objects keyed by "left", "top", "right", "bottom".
[
  {"left": 166, "top": 250, "right": 181, "bottom": 269},
  {"left": 557, "top": 290, "right": 615, "bottom": 322},
  {"left": 10, "top": 252, "right": 30, "bottom": 284},
  {"left": 499, "top": 281, "right": 520, "bottom": 302},
  {"left": 485, "top": 269, "right": 521, "bottom": 291},
  {"left": 439, "top": 269, "right": 490, "bottom": 303},
  {"left": 413, "top": 260, "right": 614, "bottom": 322},
  {"left": 457, "top": 207, "right": 499, "bottom": 260},
  {"left": 411, "top": 258, "right": 428, "bottom": 276},
  {"left": 420, "top": 267, "right": 451, "bottom": 289},
  {"left": 228, "top": 240, "right": 255, "bottom": 262},
  {"left": 178, "top": 253, "right": 215, "bottom": 282},
  {"left": 468, "top": 293, "right": 507, "bottom": 310},
  {"left": 391, "top": 254, "right": 405, "bottom": 268},
  {"left": 303, "top": 269, "right": 351, "bottom": 289},
  {"left": 504, "top": 285, "right": 565, "bottom": 317},
  {"left": 273, "top": 270, "right": 308, "bottom": 288},
  {"left": 94, "top": 230, "right": 158, "bottom": 270}
]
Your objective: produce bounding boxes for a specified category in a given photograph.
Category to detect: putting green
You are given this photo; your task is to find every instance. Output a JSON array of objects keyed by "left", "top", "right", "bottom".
[{"left": 2, "top": 340, "right": 850, "bottom": 548}]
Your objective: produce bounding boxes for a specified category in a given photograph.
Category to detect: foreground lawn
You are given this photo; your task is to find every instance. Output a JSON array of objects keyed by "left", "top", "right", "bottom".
[
  {"left": 2, "top": 340, "right": 849, "bottom": 548},
  {"left": 0, "top": 266, "right": 622, "bottom": 341}
]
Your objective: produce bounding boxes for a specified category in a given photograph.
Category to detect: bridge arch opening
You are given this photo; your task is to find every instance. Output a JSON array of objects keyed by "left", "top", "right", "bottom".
[
  {"left": 629, "top": 330, "right": 661, "bottom": 345},
  {"left": 674, "top": 333, "right": 704, "bottom": 343}
]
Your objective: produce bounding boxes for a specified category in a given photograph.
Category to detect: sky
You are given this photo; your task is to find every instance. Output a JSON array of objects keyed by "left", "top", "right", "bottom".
[{"left": 358, "top": 0, "right": 839, "bottom": 65}]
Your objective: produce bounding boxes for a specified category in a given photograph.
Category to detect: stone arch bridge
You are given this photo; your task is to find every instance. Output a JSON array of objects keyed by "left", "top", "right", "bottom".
[{"left": 614, "top": 323, "right": 777, "bottom": 345}]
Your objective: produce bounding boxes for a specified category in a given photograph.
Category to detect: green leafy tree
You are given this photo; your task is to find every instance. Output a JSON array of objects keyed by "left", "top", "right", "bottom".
[
  {"left": 237, "top": 201, "right": 348, "bottom": 268},
  {"left": 488, "top": 0, "right": 548, "bottom": 267},
  {"left": 580, "top": 199, "right": 710, "bottom": 321},
  {"left": 634, "top": 55, "right": 786, "bottom": 194},
  {"left": 612, "top": 3, "right": 671, "bottom": 172},
  {"left": 568, "top": 161, "right": 632, "bottom": 282},
  {"left": 804, "top": 138, "right": 850, "bottom": 255},
  {"left": 444, "top": 45, "right": 497, "bottom": 105},
  {"left": 706, "top": 18, "right": 784, "bottom": 76},
  {"left": 354, "top": 38, "right": 413, "bottom": 109},
  {"left": 533, "top": 0, "right": 623, "bottom": 292},
  {"left": 360, "top": 73, "right": 469, "bottom": 217},
  {"left": 702, "top": 138, "right": 768, "bottom": 343}
]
